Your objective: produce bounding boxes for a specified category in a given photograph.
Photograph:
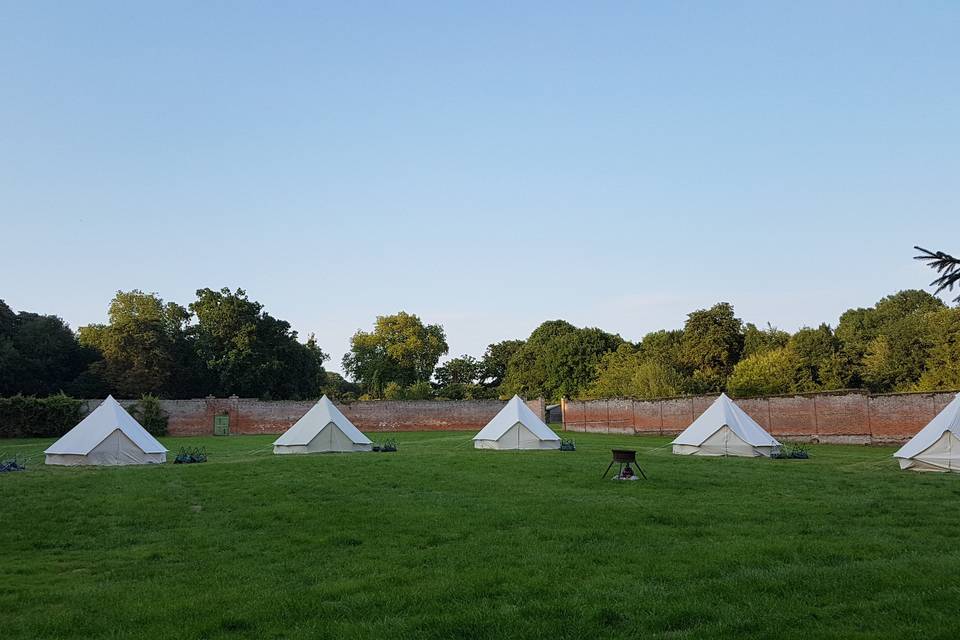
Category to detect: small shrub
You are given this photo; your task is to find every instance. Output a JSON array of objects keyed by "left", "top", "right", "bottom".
[
  {"left": 131, "top": 394, "right": 169, "bottom": 437},
  {"left": 405, "top": 381, "right": 434, "bottom": 400},
  {"left": 382, "top": 382, "right": 405, "bottom": 400}
]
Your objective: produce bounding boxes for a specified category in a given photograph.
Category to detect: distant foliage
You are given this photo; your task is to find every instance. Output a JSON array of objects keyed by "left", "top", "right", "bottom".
[
  {"left": 433, "top": 383, "right": 499, "bottom": 400},
  {"left": 321, "top": 372, "right": 361, "bottom": 400},
  {"left": 0, "top": 394, "right": 83, "bottom": 438},
  {"left": 500, "top": 321, "right": 623, "bottom": 400},
  {"left": 2, "top": 280, "right": 960, "bottom": 403},
  {"left": 190, "top": 288, "right": 329, "bottom": 400},
  {"left": 479, "top": 340, "right": 525, "bottom": 388},
  {"left": 434, "top": 355, "right": 482, "bottom": 387},
  {"left": 379, "top": 380, "right": 443, "bottom": 401},
  {"left": 788, "top": 324, "right": 852, "bottom": 390},
  {"left": 914, "top": 308, "right": 960, "bottom": 391},
  {"left": 585, "top": 344, "right": 685, "bottom": 399},
  {"left": 727, "top": 348, "right": 806, "bottom": 397},
  {"left": 130, "top": 394, "right": 168, "bottom": 437},
  {"left": 836, "top": 290, "right": 947, "bottom": 391},
  {"left": 742, "top": 323, "right": 790, "bottom": 359},
  {"left": 0, "top": 300, "right": 98, "bottom": 397},
  {"left": 680, "top": 303, "right": 744, "bottom": 393},
  {"left": 78, "top": 290, "right": 195, "bottom": 398},
  {"left": 404, "top": 381, "right": 434, "bottom": 400},
  {"left": 342, "top": 311, "right": 448, "bottom": 397},
  {"left": 73, "top": 289, "right": 328, "bottom": 400}
]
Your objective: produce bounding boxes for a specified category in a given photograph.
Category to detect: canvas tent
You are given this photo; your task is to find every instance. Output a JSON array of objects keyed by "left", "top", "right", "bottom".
[
  {"left": 45, "top": 395, "right": 167, "bottom": 466},
  {"left": 893, "top": 393, "right": 960, "bottom": 472},
  {"left": 672, "top": 393, "right": 780, "bottom": 457},
  {"left": 473, "top": 395, "right": 560, "bottom": 450},
  {"left": 273, "top": 395, "right": 372, "bottom": 454}
]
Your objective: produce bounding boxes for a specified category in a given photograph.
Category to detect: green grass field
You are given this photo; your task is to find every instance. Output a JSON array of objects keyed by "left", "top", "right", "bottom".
[{"left": 2, "top": 431, "right": 958, "bottom": 639}]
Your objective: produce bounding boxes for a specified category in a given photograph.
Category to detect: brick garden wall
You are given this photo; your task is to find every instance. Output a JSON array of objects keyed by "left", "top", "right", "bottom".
[
  {"left": 84, "top": 397, "right": 547, "bottom": 437},
  {"left": 562, "top": 391, "right": 958, "bottom": 445}
]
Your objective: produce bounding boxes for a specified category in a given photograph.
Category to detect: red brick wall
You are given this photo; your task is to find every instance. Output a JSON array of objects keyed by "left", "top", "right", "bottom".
[
  {"left": 562, "top": 391, "right": 959, "bottom": 444},
  {"left": 84, "top": 397, "right": 546, "bottom": 437}
]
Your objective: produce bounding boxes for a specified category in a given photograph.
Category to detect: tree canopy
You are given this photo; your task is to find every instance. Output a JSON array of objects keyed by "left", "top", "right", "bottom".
[
  {"left": 78, "top": 290, "right": 194, "bottom": 398},
  {"left": 189, "top": 288, "right": 328, "bottom": 399},
  {"left": 1, "top": 284, "right": 958, "bottom": 402},
  {"left": 500, "top": 321, "right": 623, "bottom": 400},
  {"left": 680, "top": 303, "right": 744, "bottom": 392},
  {"left": 342, "top": 312, "right": 448, "bottom": 396},
  {"left": 6, "top": 289, "right": 329, "bottom": 400},
  {"left": 0, "top": 300, "right": 97, "bottom": 397}
]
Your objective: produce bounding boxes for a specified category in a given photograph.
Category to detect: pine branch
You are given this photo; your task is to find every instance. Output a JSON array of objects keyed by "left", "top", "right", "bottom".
[{"left": 914, "top": 246, "right": 960, "bottom": 302}]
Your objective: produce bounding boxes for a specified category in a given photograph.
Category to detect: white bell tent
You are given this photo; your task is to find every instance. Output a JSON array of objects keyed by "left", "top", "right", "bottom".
[
  {"left": 473, "top": 395, "right": 561, "bottom": 450},
  {"left": 45, "top": 395, "right": 167, "bottom": 466},
  {"left": 893, "top": 393, "right": 960, "bottom": 472},
  {"left": 672, "top": 393, "right": 780, "bottom": 457},
  {"left": 273, "top": 395, "right": 372, "bottom": 454}
]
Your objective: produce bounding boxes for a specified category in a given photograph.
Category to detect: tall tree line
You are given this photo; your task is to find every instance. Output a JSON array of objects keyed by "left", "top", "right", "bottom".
[
  {"left": 0, "top": 288, "right": 328, "bottom": 400},
  {"left": 341, "top": 290, "right": 959, "bottom": 402},
  {"left": 1, "top": 289, "right": 958, "bottom": 402}
]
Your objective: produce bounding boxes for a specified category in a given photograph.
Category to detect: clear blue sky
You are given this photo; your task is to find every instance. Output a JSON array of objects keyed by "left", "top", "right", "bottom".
[{"left": 2, "top": 2, "right": 958, "bottom": 375}]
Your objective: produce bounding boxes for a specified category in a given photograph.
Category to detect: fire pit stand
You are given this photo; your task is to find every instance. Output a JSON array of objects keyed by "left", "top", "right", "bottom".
[{"left": 602, "top": 449, "right": 647, "bottom": 480}]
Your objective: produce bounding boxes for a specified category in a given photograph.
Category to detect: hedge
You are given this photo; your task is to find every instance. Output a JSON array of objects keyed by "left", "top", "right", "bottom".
[{"left": 0, "top": 394, "right": 84, "bottom": 438}]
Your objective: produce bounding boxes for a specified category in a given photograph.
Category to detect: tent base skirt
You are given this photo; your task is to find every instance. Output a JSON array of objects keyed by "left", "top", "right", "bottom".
[
  {"left": 45, "top": 452, "right": 166, "bottom": 466},
  {"left": 897, "top": 458, "right": 957, "bottom": 472},
  {"left": 273, "top": 444, "right": 372, "bottom": 455},
  {"left": 473, "top": 440, "right": 560, "bottom": 450},
  {"left": 672, "top": 444, "right": 777, "bottom": 457}
]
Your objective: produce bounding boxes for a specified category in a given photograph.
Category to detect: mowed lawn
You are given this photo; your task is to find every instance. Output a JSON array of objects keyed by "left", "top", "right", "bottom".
[{"left": 2, "top": 431, "right": 959, "bottom": 639}]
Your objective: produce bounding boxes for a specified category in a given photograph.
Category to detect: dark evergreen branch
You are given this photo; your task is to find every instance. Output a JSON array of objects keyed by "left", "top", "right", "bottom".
[{"left": 914, "top": 246, "right": 960, "bottom": 302}]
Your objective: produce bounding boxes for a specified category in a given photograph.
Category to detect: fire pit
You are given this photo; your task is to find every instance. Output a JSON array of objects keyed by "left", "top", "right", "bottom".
[{"left": 602, "top": 449, "right": 647, "bottom": 480}]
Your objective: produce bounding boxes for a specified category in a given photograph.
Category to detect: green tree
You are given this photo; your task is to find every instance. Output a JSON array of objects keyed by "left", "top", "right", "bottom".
[
  {"left": 190, "top": 288, "right": 328, "bottom": 399},
  {"left": 680, "top": 302, "right": 744, "bottom": 392},
  {"left": 915, "top": 307, "right": 960, "bottom": 391},
  {"left": 0, "top": 300, "right": 99, "bottom": 397},
  {"left": 78, "top": 290, "right": 195, "bottom": 398},
  {"left": 320, "top": 371, "right": 361, "bottom": 400},
  {"left": 501, "top": 321, "right": 622, "bottom": 399},
  {"left": 836, "top": 290, "right": 945, "bottom": 391},
  {"left": 742, "top": 323, "right": 790, "bottom": 359},
  {"left": 586, "top": 344, "right": 685, "bottom": 399},
  {"left": 861, "top": 335, "right": 898, "bottom": 392},
  {"left": 434, "top": 355, "right": 482, "bottom": 386},
  {"left": 341, "top": 311, "right": 448, "bottom": 396},
  {"left": 479, "top": 339, "right": 524, "bottom": 388},
  {"left": 727, "top": 347, "right": 806, "bottom": 397},
  {"left": 499, "top": 321, "right": 576, "bottom": 398},
  {"left": 788, "top": 324, "right": 853, "bottom": 390},
  {"left": 636, "top": 329, "right": 685, "bottom": 368}
]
